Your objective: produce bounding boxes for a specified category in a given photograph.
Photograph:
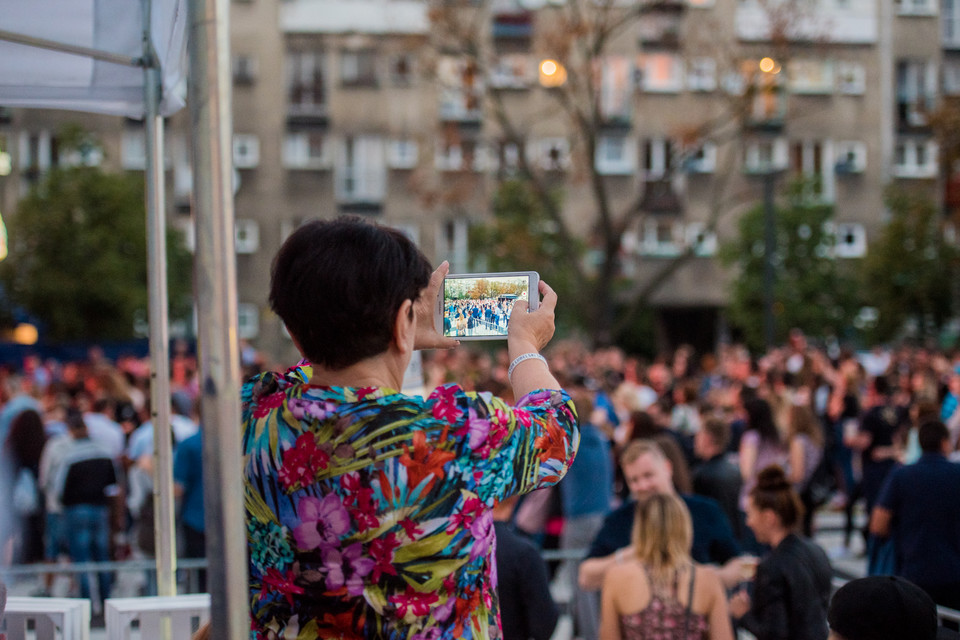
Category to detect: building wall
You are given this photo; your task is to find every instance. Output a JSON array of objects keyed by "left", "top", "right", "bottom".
[{"left": 0, "top": 0, "right": 950, "bottom": 358}]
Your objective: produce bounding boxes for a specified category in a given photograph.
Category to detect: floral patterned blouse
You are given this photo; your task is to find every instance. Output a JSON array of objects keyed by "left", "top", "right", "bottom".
[{"left": 242, "top": 363, "right": 579, "bottom": 640}]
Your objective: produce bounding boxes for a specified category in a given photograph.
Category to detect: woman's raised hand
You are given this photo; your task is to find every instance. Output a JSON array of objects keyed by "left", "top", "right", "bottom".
[
  {"left": 413, "top": 261, "right": 460, "bottom": 351},
  {"left": 508, "top": 280, "right": 557, "bottom": 356}
]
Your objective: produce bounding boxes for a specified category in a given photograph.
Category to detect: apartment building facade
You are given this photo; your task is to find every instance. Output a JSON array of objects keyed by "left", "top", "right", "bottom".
[{"left": 0, "top": 0, "right": 951, "bottom": 358}]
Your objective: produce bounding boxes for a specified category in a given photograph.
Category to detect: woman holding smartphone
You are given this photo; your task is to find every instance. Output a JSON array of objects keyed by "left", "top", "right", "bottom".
[{"left": 242, "top": 216, "right": 578, "bottom": 640}]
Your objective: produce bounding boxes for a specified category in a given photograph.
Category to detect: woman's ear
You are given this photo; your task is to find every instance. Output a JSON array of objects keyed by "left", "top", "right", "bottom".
[{"left": 393, "top": 299, "right": 416, "bottom": 354}]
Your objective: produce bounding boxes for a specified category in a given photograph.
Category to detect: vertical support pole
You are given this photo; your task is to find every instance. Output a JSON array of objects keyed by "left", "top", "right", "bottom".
[
  {"left": 762, "top": 171, "right": 777, "bottom": 350},
  {"left": 142, "top": 0, "right": 177, "bottom": 604},
  {"left": 188, "top": 0, "right": 247, "bottom": 636}
]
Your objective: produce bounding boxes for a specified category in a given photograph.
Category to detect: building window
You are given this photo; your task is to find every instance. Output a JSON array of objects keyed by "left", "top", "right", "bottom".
[
  {"left": 595, "top": 135, "right": 636, "bottom": 175},
  {"left": 834, "top": 141, "right": 867, "bottom": 173},
  {"left": 893, "top": 139, "right": 938, "bottom": 177},
  {"left": 237, "top": 303, "right": 259, "bottom": 340},
  {"left": 287, "top": 51, "right": 327, "bottom": 116},
  {"left": 436, "top": 219, "right": 469, "bottom": 273},
  {"left": 233, "top": 134, "right": 260, "bottom": 169},
  {"left": 283, "top": 131, "right": 332, "bottom": 169},
  {"left": 387, "top": 139, "right": 419, "bottom": 169},
  {"left": 489, "top": 53, "right": 533, "bottom": 89},
  {"left": 642, "top": 138, "right": 675, "bottom": 178},
  {"left": 895, "top": 0, "right": 936, "bottom": 15},
  {"left": 438, "top": 56, "right": 482, "bottom": 122},
  {"left": 121, "top": 129, "right": 146, "bottom": 170},
  {"left": 833, "top": 223, "right": 867, "bottom": 258},
  {"left": 836, "top": 62, "right": 866, "bottom": 94},
  {"left": 687, "top": 58, "right": 717, "bottom": 92},
  {"left": 946, "top": 0, "right": 960, "bottom": 46},
  {"left": 388, "top": 53, "right": 415, "bottom": 86},
  {"left": 640, "top": 220, "right": 681, "bottom": 257},
  {"left": 683, "top": 141, "right": 717, "bottom": 173},
  {"left": 638, "top": 53, "right": 684, "bottom": 93},
  {"left": 944, "top": 59, "right": 960, "bottom": 95},
  {"left": 233, "top": 54, "right": 257, "bottom": 85},
  {"left": 235, "top": 219, "right": 260, "bottom": 254},
  {"left": 896, "top": 59, "right": 937, "bottom": 127},
  {"left": 685, "top": 223, "right": 718, "bottom": 256},
  {"left": 335, "top": 136, "right": 387, "bottom": 203},
  {"left": 596, "top": 56, "right": 633, "bottom": 121},
  {"left": 789, "top": 140, "right": 835, "bottom": 202},
  {"left": 744, "top": 137, "right": 788, "bottom": 172},
  {"left": 789, "top": 59, "right": 834, "bottom": 94},
  {"left": 341, "top": 49, "right": 378, "bottom": 87},
  {"left": 533, "top": 138, "right": 571, "bottom": 171}
]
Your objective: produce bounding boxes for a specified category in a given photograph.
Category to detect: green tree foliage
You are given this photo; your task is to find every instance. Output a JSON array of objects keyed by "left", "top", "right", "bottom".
[
  {"left": 861, "top": 188, "right": 958, "bottom": 343},
  {"left": 0, "top": 163, "right": 193, "bottom": 341},
  {"left": 469, "top": 179, "right": 586, "bottom": 336},
  {"left": 720, "top": 179, "right": 860, "bottom": 353}
]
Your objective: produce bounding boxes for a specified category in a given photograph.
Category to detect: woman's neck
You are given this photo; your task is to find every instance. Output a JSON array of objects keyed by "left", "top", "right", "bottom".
[
  {"left": 768, "top": 527, "right": 791, "bottom": 548},
  {"left": 308, "top": 353, "right": 405, "bottom": 390}
]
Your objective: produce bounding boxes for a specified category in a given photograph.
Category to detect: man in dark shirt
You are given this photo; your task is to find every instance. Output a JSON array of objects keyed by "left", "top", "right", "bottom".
[
  {"left": 870, "top": 420, "right": 960, "bottom": 611},
  {"left": 493, "top": 496, "right": 558, "bottom": 640},
  {"left": 55, "top": 411, "right": 119, "bottom": 607},
  {"left": 693, "top": 416, "right": 744, "bottom": 540},
  {"left": 578, "top": 439, "right": 745, "bottom": 591}
]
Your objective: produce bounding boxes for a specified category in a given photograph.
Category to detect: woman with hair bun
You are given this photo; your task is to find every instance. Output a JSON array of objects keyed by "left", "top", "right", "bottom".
[{"left": 729, "top": 466, "right": 832, "bottom": 640}]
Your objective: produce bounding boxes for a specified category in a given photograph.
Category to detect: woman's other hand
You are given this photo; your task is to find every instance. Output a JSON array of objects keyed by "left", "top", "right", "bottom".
[
  {"left": 728, "top": 588, "right": 751, "bottom": 619},
  {"left": 414, "top": 261, "right": 461, "bottom": 351}
]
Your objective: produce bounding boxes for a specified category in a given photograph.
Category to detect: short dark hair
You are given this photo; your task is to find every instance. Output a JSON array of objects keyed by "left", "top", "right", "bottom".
[
  {"left": 918, "top": 420, "right": 949, "bottom": 454},
  {"left": 269, "top": 217, "right": 431, "bottom": 370},
  {"left": 702, "top": 417, "right": 731, "bottom": 452},
  {"left": 873, "top": 375, "right": 891, "bottom": 397}
]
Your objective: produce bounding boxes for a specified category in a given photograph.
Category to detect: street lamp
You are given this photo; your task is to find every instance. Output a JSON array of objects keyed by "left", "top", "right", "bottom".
[{"left": 539, "top": 59, "right": 567, "bottom": 88}]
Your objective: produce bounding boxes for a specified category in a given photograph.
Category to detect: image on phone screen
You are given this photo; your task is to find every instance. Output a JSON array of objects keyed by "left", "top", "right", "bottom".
[{"left": 440, "top": 273, "right": 537, "bottom": 340}]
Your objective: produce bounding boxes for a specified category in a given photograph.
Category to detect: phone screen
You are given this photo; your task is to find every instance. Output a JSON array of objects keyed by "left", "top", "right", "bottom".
[{"left": 440, "top": 273, "right": 535, "bottom": 339}]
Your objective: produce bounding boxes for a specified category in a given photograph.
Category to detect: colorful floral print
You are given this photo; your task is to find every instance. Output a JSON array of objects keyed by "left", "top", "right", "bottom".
[{"left": 242, "top": 363, "right": 578, "bottom": 640}]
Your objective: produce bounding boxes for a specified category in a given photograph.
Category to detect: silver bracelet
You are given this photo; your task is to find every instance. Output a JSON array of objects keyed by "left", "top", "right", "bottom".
[{"left": 507, "top": 352, "right": 548, "bottom": 380}]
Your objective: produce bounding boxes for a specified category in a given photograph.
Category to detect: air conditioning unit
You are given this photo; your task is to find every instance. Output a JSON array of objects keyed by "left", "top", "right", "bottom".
[
  {"left": 835, "top": 141, "right": 867, "bottom": 174},
  {"left": 535, "top": 138, "right": 571, "bottom": 171},
  {"left": 683, "top": 142, "right": 717, "bottom": 174},
  {"left": 833, "top": 222, "right": 867, "bottom": 258},
  {"left": 685, "top": 223, "right": 718, "bottom": 256}
]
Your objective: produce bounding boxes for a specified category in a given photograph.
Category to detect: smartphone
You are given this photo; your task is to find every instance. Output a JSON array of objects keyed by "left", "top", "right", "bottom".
[{"left": 437, "top": 271, "right": 539, "bottom": 340}]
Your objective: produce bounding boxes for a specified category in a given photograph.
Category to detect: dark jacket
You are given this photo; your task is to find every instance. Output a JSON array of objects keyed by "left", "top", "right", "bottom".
[
  {"left": 739, "top": 533, "right": 831, "bottom": 640},
  {"left": 494, "top": 521, "right": 558, "bottom": 640},
  {"left": 693, "top": 455, "right": 743, "bottom": 539}
]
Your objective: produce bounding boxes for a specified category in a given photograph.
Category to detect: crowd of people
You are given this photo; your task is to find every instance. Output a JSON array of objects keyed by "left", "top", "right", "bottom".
[
  {"left": 0, "top": 343, "right": 220, "bottom": 613},
  {"left": 443, "top": 297, "right": 518, "bottom": 337},
  {"left": 1, "top": 218, "right": 959, "bottom": 640}
]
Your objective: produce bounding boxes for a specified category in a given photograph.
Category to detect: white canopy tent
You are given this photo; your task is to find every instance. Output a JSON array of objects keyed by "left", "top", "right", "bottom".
[{"left": 0, "top": 1, "right": 246, "bottom": 637}]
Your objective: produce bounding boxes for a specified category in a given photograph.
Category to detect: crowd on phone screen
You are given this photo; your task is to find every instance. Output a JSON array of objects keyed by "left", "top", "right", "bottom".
[
  {"left": 444, "top": 297, "right": 518, "bottom": 337},
  {"left": 1, "top": 330, "right": 960, "bottom": 638}
]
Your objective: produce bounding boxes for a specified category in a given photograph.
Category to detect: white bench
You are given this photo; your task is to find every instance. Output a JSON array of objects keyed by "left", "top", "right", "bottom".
[
  {"left": 104, "top": 594, "right": 209, "bottom": 640},
  {"left": 1, "top": 597, "right": 91, "bottom": 640}
]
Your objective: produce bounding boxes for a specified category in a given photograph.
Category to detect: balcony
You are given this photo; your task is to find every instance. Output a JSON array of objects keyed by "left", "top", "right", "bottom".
[
  {"left": 492, "top": 12, "right": 533, "bottom": 41},
  {"left": 639, "top": 179, "right": 684, "bottom": 215}
]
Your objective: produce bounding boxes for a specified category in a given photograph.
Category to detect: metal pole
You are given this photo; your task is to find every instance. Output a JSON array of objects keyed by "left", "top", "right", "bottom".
[
  {"left": 188, "top": 0, "right": 247, "bottom": 636},
  {"left": 142, "top": 0, "right": 177, "bottom": 602},
  {"left": 0, "top": 29, "right": 141, "bottom": 67},
  {"left": 762, "top": 171, "right": 777, "bottom": 350}
]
